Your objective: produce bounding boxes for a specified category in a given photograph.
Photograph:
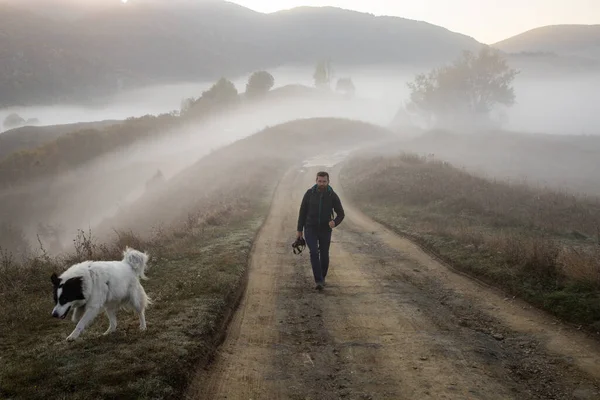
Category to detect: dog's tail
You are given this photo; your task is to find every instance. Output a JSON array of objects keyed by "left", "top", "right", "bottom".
[{"left": 122, "top": 247, "right": 150, "bottom": 280}]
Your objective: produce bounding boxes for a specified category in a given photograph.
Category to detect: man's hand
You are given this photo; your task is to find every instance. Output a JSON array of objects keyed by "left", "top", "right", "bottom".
[
  {"left": 329, "top": 220, "right": 336, "bottom": 229},
  {"left": 297, "top": 231, "right": 303, "bottom": 239}
]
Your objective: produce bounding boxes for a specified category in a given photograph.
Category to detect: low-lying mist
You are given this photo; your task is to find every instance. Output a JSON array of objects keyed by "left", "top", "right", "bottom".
[
  {"left": 0, "top": 64, "right": 410, "bottom": 133},
  {"left": 508, "top": 72, "right": 600, "bottom": 135},
  {"left": 2, "top": 60, "right": 600, "bottom": 257},
  {"left": 2, "top": 63, "right": 599, "bottom": 135},
  {"left": 0, "top": 89, "right": 397, "bottom": 255}
]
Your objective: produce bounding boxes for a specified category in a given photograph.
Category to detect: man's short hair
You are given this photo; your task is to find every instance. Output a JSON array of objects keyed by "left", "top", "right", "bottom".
[{"left": 316, "top": 171, "right": 329, "bottom": 180}]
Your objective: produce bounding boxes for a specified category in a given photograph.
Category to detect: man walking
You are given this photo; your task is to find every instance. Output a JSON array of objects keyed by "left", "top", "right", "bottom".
[{"left": 296, "top": 171, "right": 345, "bottom": 290}]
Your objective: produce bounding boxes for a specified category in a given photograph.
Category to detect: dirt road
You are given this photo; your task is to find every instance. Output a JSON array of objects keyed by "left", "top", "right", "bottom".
[{"left": 187, "top": 163, "right": 600, "bottom": 400}]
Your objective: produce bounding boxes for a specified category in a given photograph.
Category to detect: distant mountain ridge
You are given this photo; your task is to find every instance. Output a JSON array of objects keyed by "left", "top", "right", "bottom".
[
  {"left": 0, "top": 0, "right": 483, "bottom": 107},
  {"left": 4, "top": 1, "right": 596, "bottom": 108},
  {"left": 493, "top": 24, "right": 600, "bottom": 59}
]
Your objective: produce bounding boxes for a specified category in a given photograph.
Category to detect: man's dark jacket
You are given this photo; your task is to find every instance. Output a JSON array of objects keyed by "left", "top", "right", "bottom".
[{"left": 297, "top": 184, "right": 345, "bottom": 232}]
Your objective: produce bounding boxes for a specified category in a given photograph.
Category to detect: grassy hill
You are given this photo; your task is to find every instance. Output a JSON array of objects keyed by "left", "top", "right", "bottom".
[
  {"left": 95, "top": 117, "right": 393, "bottom": 239},
  {"left": 392, "top": 130, "right": 600, "bottom": 197},
  {"left": 493, "top": 24, "right": 600, "bottom": 59},
  {"left": 0, "top": 117, "right": 393, "bottom": 400},
  {"left": 340, "top": 152, "right": 600, "bottom": 333},
  {"left": 0, "top": 113, "right": 177, "bottom": 188},
  {"left": 0, "top": 0, "right": 482, "bottom": 107},
  {"left": 0, "top": 3, "right": 136, "bottom": 107},
  {"left": 0, "top": 120, "right": 122, "bottom": 160}
]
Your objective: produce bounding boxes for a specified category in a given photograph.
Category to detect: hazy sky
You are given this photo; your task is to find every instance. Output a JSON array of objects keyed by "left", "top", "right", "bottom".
[{"left": 229, "top": 0, "right": 600, "bottom": 43}]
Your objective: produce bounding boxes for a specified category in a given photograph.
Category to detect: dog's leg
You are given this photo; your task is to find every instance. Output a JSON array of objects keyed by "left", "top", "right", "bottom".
[
  {"left": 138, "top": 309, "right": 147, "bottom": 331},
  {"left": 72, "top": 305, "right": 86, "bottom": 323},
  {"left": 66, "top": 306, "right": 100, "bottom": 341},
  {"left": 103, "top": 306, "right": 118, "bottom": 335},
  {"left": 131, "top": 283, "right": 149, "bottom": 331}
]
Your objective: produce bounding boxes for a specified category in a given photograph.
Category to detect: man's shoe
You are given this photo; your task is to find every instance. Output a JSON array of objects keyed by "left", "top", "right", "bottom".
[{"left": 315, "top": 283, "right": 324, "bottom": 291}]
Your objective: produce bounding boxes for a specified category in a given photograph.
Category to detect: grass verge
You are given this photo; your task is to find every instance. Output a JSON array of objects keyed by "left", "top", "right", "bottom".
[
  {"left": 340, "top": 153, "right": 600, "bottom": 333},
  {"left": 0, "top": 180, "right": 276, "bottom": 400}
]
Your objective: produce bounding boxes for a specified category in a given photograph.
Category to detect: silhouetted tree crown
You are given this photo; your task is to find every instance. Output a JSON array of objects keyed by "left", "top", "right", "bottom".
[
  {"left": 245, "top": 71, "right": 275, "bottom": 97},
  {"left": 406, "top": 46, "right": 518, "bottom": 127},
  {"left": 181, "top": 77, "right": 239, "bottom": 117},
  {"left": 202, "top": 78, "right": 239, "bottom": 103}
]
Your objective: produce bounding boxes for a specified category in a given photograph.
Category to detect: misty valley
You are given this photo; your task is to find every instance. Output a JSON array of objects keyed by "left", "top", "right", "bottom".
[{"left": 1, "top": 1, "right": 599, "bottom": 399}]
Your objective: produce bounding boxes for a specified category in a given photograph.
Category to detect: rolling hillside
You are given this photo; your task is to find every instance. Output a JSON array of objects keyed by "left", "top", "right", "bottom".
[
  {"left": 0, "top": 0, "right": 482, "bottom": 107},
  {"left": 0, "top": 120, "right": 122, "bottom": 160},
  {"left": 0, "top": 3, "right": 132, "bottom": 107},
  {"left": 493, "top": 24, "right": 600, "bottom": 59}
]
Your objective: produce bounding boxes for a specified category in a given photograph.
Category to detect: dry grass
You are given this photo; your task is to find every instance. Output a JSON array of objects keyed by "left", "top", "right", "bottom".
[
  {"left": 0, "top": 184, "right": 272, "bottom": 400},
  {"left": 0, "top": 149, "right": 280, "bottom": 399},
  {"left": 340, "top": 152, "right": 600, "bottom": 332}
]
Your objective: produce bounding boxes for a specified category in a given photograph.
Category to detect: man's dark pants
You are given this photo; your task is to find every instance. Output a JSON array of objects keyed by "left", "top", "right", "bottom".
[{"left": 304, "top": 225, "right": 332, "bottom": 284}]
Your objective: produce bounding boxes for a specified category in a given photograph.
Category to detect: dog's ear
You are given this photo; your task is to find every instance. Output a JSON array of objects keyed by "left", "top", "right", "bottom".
[{"left": 51, "top": 272, "right": 60, "bottom": 286}]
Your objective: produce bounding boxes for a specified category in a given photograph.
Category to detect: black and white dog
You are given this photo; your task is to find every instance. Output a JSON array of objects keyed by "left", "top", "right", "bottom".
[{"left": 51, "top": 247, "right": 151, "bottom": 341}]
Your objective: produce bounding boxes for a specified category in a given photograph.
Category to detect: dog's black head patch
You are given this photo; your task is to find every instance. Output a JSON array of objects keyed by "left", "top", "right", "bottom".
[{"left": 51, "top": 274, "right": 85, "bottom": 305}]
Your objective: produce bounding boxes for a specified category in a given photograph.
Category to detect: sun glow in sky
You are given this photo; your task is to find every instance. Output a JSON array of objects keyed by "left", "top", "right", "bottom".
[{"left": 228, "top": 0, "right": 600, "bottom": 43}]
